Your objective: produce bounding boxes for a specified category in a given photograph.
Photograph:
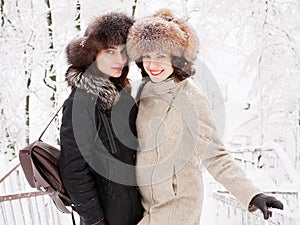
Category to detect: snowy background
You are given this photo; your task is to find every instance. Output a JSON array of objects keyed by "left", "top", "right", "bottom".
[{"left": 0, "top": 0, "right": 300, "bottom": 224}]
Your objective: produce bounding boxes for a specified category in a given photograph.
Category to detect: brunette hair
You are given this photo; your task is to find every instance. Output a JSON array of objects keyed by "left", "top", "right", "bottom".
[{"left": 109, "top": 65, "right": 131, "bottom": 92}]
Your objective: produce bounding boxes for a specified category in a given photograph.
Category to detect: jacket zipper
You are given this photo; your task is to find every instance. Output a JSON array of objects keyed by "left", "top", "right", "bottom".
[
  {"left": 148, "top": 92, "right": 175, "bottom": 220},
  {"left": 172, "top": 165, "right": 177, "bottom": 196}
]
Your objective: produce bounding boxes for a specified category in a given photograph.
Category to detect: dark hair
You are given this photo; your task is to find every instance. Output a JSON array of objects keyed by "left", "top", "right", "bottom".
[
  {"left": 109, "top": 65, "right": 131, "bottom": 92},
  {"left": 135, "top": 58, "right": 149, "bottom": 78},
  {"left": 171, "top": 56, "right": 195, "bottom": 82},
  {"left": 135, "top": 55, "right": 195, "bottom": 82}
]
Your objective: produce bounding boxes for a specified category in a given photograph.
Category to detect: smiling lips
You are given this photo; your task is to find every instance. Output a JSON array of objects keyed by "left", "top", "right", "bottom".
[
  {"left": 111, "top": 66, "right": 123, "bottom": 72},
  {"left": 150, "top": 70, "right": 164, "bottom": 76}
]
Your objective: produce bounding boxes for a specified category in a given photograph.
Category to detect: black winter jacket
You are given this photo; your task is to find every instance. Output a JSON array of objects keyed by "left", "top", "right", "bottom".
[{"left": 59, "top": 67, "right": 143, "bottom": 225}]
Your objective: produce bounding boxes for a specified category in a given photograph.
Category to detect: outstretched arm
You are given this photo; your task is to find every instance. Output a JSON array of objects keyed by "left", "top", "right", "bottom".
[{"left": 189, "top": 89, "right": 284, "bottom": 219}]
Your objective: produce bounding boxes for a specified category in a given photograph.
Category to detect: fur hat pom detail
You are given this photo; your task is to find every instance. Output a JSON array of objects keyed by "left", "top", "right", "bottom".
[{"left": 154, "top": 9, "right": 174, "bottom": 20}]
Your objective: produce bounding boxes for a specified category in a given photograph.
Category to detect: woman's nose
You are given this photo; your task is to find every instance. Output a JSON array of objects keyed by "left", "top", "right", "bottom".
[
  {"left": 148, "top": 59, "right": 159, "bottom": 69},
  {"left": 115, "top": 51, "right": 127, "bottom": 64}
]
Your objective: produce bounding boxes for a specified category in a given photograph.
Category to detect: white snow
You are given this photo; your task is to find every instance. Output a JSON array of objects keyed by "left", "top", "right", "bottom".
[{"left": 1, "top": 0, "right": 300, "bottom": 224}]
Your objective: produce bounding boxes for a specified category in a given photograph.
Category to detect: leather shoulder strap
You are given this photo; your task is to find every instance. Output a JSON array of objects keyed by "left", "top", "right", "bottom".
[{"left": 98, "top": 112, "right": 118, "bottom": 154}]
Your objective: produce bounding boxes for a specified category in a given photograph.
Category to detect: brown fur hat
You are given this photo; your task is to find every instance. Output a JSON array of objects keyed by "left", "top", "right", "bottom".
[
  {"left": 126, "top": 9, "right": 199, "bottom": 63},
  {"left": 66, "top": 12, "right": 134, "bottom": 69}
]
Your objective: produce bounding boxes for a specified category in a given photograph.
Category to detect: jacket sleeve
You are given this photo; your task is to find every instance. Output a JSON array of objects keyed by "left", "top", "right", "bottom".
[
  {"left": 59, "top": 95, "right": 105, "bottom": 225},
  {"left": 190, "top": 90, "right": 262, "bottom": 209}
]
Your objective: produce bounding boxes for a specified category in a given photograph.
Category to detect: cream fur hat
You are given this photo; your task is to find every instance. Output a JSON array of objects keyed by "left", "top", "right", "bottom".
[{"left": 126, "top": 9, "right": 199, "bottom": 63}]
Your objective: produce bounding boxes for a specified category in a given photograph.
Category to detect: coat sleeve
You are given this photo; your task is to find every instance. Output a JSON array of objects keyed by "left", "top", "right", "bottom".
[
  {"left": 190, "top": 90, "right": 262, "bottom": 210},
  {"left": 59, "top": 95, "right": 105, "bottom": 225}
]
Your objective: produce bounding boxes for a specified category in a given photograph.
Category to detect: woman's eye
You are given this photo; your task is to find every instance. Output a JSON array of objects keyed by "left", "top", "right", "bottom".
[
  {"left": 106, "top": 49, "right": 114, "bottom": 54},
  {"left": 157, "top": 54, "right": 166, "bottom": 59},
  {"left": 143, "top": 55, "right": 150, "bottom": 59}
]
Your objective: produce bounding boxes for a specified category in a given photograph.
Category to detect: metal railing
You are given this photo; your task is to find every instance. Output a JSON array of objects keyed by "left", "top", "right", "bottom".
[
  {"left": 0, "top": 158, "right": 72, "bottom": 225},
  {"left": 1, "top": 141, "right": 299, "bottom": 225},
  {"left": 212, "top": 191, "right": 300, "bottom": 225},
  {"left": 210, "top": 142, "right": 300, "bottom": 225}
]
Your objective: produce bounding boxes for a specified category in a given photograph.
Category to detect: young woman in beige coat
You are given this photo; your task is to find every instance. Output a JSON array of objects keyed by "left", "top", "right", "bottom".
[{"left": 126, "top": 9, "right": 283, "bottom": 225}]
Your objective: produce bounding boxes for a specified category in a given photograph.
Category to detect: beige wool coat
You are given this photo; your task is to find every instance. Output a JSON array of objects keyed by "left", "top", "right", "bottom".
[{"left": 135, "top": 78, "right": 261, "bottom": 225}]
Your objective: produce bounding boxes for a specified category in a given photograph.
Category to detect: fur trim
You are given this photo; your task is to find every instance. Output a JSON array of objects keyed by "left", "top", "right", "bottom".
[
  {"left": 65, "top": 67, "right": 120, "bottom": 111},
  {"left": 66, "top": 37, "right": 97, "bottom": 69},
  {"left": 126, "top": 9, "right": 199, "bottom": 63},
  {"left": 66, "top": 12, "right": 134, "bottom": 69}
]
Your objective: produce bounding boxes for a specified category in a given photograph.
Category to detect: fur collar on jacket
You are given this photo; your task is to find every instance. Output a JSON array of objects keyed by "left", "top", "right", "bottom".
[{"left": 65, "top": 66, "right": 120, "bottom": 111}]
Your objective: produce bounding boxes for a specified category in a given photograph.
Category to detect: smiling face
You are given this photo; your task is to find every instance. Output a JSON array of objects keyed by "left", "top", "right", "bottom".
[
  {"left": 142, "top": 53, "right": 174, "bottom": 83},
  {"left": 96, "top": 45, "right": 128, "bottom": 78}
]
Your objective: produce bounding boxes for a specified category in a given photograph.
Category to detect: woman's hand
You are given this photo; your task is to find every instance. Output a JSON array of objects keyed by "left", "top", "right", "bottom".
[{"left": 249, "top": 193, "right": 284, "bottom": 219}]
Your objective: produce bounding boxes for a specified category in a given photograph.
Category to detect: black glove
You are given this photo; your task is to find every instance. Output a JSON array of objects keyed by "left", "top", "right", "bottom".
[{"left": 249, "top": 193, "right": 284, "bottom": 219}]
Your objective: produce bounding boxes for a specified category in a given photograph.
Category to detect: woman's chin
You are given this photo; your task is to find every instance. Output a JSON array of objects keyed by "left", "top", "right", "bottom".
[{"left": 109, "top": 71, "right": 122, "bottom": 78}]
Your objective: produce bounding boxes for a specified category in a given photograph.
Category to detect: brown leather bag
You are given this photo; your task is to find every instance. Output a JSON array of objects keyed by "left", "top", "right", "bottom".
[{"left": 19, "top": 106, "right": 72, "bottom": 214}]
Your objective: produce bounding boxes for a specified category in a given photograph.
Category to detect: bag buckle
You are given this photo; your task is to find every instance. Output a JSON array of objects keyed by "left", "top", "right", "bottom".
[{"left": 40, "top": 186, "right": 48, "bottom": 192}]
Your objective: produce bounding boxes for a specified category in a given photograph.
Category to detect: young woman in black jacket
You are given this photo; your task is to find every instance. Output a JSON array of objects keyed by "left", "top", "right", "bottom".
[{"left": 59, "top": 12, "right": 143, "bottom": 225}]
